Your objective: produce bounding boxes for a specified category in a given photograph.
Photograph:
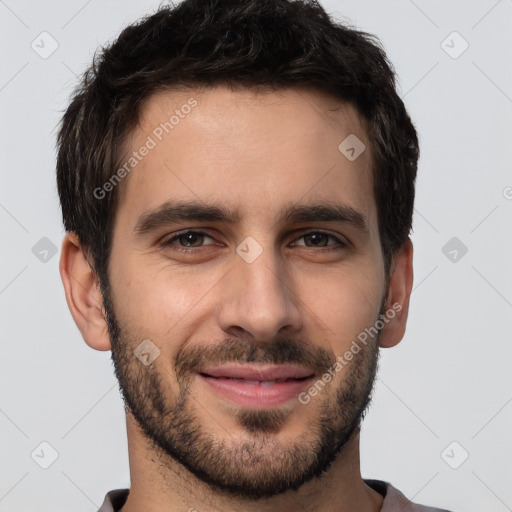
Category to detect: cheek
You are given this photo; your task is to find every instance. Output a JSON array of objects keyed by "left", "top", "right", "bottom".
[
  {"left": 112, "top": 259, "right": 221, "bottom": 336},
  {"left": 297, "top": 266, "right": 383, "bottom": 350}
]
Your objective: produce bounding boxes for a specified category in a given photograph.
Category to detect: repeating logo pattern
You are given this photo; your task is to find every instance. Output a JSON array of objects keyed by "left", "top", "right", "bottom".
[{"left": 1, "top": 1, "right": 511, "bottom": 510}]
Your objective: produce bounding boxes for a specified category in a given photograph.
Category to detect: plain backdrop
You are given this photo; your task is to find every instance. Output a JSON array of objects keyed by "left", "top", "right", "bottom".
[{"left": 1, "top": 0, "right": 511, "bottom": 510}]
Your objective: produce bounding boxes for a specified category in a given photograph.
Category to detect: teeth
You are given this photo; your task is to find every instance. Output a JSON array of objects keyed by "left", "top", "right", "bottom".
[{"left": 261, "top": 380, "right": 277, "bottom": 386}]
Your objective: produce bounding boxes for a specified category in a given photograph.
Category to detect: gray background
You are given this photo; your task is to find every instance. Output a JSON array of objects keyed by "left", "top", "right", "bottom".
[{"left": 1, "top": 0, "right": 511, "bottom": 510}]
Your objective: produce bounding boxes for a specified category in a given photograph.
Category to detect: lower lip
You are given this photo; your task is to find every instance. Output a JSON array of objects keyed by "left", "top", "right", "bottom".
[{"left": 199, "top": 374, "right": 314, "bottom": 407}]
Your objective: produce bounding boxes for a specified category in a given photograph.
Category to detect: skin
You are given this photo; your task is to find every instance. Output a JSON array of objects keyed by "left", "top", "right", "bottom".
[{"left": 59, "top": 86, "right": 413, "bottom": 512}]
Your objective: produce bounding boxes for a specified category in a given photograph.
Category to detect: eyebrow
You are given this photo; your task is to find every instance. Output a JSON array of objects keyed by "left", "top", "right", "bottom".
[{"left": 133, "top": 199, "right": 369, "bottom": 236}]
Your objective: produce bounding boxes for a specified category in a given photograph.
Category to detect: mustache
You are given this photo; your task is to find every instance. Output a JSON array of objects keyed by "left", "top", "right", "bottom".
[{"left": 174, "top": 338, "right": 337, "bottom": 384}]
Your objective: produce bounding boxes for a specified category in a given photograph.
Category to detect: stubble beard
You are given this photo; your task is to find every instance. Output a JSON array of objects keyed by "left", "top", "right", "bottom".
[{"left": 101, "top": 281, "right": 382, "bottom": 500}]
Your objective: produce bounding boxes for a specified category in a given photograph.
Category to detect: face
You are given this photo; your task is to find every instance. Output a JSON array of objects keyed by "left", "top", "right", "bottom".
[{"left": 102, "top": 86, "right": 389, "bottom": 499}]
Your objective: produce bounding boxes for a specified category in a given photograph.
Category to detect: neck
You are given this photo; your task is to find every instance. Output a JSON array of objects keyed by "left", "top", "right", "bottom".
[{"left": 120, "top": 412, "right": 383, "bottom": 512}]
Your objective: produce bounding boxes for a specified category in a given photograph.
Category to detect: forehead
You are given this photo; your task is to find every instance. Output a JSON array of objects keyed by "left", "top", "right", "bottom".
[{"left": 115, "top": 85, "right": 376, "bottom": 235}]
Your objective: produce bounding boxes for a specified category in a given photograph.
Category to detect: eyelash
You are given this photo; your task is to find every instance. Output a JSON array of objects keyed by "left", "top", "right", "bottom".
[{"left": 160, "top": 230, "right": 349, "bottom": 254}]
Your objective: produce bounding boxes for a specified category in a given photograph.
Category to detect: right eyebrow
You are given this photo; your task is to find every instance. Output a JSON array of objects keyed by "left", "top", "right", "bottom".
[{"left": 133, "top": 200, "right": 241, "bottom": 236}]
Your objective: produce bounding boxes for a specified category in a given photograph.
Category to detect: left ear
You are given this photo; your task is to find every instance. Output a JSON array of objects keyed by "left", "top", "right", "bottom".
[{"left": 378, "top": 238, "right": 414, "bottom": 348}]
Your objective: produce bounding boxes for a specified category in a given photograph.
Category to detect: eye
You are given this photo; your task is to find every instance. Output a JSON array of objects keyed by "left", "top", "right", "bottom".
[
  {"left": 160, "top": 230, "right": 216, "bottom": 251},
  {"left": 291, "top": 231, "right": 348, "bottom": 252},
  {"left": 160, "top": 229, "right": 349, "bottom": 254}
]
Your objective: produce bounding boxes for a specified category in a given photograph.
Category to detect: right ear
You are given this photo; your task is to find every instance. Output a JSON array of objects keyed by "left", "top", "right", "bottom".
[{"left": 59, "top": 232, "right": 112, "bottom": 351}]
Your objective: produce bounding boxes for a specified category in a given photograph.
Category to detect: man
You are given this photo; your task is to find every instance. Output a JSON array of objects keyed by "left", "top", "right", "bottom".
[{"left": 56, "top": 0, "right": 452, "bottom": 510}]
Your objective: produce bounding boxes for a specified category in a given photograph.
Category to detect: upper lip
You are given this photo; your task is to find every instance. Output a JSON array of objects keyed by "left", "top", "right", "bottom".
[{"left": 199, "top": 364, "right": 315, "bottom": 381}]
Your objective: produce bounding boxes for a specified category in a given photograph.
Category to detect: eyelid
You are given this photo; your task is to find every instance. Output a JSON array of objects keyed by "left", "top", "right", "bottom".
[
  {"left": 290, "top": 228, "right": 349, "bottom": 247},
  {"left": 161, "top": 229, "right": 217, "bottom": 247},
  {"left": 161, "top": 228, "right": 349, "bottom": 250}
]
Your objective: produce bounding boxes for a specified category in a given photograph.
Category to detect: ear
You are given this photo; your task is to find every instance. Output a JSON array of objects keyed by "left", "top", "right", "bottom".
[
  {"left": 378, "top": 238, "right": 414, "bottom": 348},
  {"left": 59, "top": 232, "right": 112, "bottom": 351}
]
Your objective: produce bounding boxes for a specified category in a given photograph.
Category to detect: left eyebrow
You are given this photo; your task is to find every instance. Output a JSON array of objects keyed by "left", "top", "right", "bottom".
[
  {"left": 133, "top": 199, "right": 369, "bottom": 237},
  {"left": 277, "top": 201, "right": 368, "bottom": 233}
]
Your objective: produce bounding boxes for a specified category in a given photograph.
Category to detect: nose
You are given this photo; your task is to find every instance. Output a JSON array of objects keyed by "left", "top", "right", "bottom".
[{"left": 216, "top": 242, "right": 302, "bottom": 342}]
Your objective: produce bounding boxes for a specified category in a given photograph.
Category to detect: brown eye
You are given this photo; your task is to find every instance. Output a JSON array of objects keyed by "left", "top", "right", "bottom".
[
  {"left": 161, "top": 230, "right": 216, "bottom": 250},
  {"left": 292, "top": 231, "right": 348, "bottom": 250},
  {"left": 174, "top": 232, "right": 206, "bottom": 247},
  {"left": 303, "top": 232, "right": 330, "bottom": 247}
]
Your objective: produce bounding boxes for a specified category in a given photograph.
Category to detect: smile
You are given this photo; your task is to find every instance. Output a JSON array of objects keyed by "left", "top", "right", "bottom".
[{"left": 198, "top": 364, "right": 315, "bottom": 407}]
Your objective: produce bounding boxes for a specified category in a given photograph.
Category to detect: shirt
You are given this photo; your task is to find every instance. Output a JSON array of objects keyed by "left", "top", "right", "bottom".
[{"left": 98, "top": 479, "right": 453, "bottom": 511}]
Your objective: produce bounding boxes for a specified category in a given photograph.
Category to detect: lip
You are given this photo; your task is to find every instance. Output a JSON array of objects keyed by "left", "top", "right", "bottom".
[
  {"left": 198, "top": 364, "right": 315, "bottom": 407},
  {"left": 200, "top": 363, "right": 314, "bottom": 381}
]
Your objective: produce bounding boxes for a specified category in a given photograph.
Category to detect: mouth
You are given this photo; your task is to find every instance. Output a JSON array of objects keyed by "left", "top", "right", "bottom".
[{"left": 198, "top": 364, "right": 316, "bottom": 407}]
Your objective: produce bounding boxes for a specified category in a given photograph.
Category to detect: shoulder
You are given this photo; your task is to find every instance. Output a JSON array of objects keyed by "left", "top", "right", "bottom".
[
  {"left": 364, "top": 479, "right": 454, "bottom": 512},
  {"left": 98, "top": 489, "right": 130, "bottom": 512}
]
